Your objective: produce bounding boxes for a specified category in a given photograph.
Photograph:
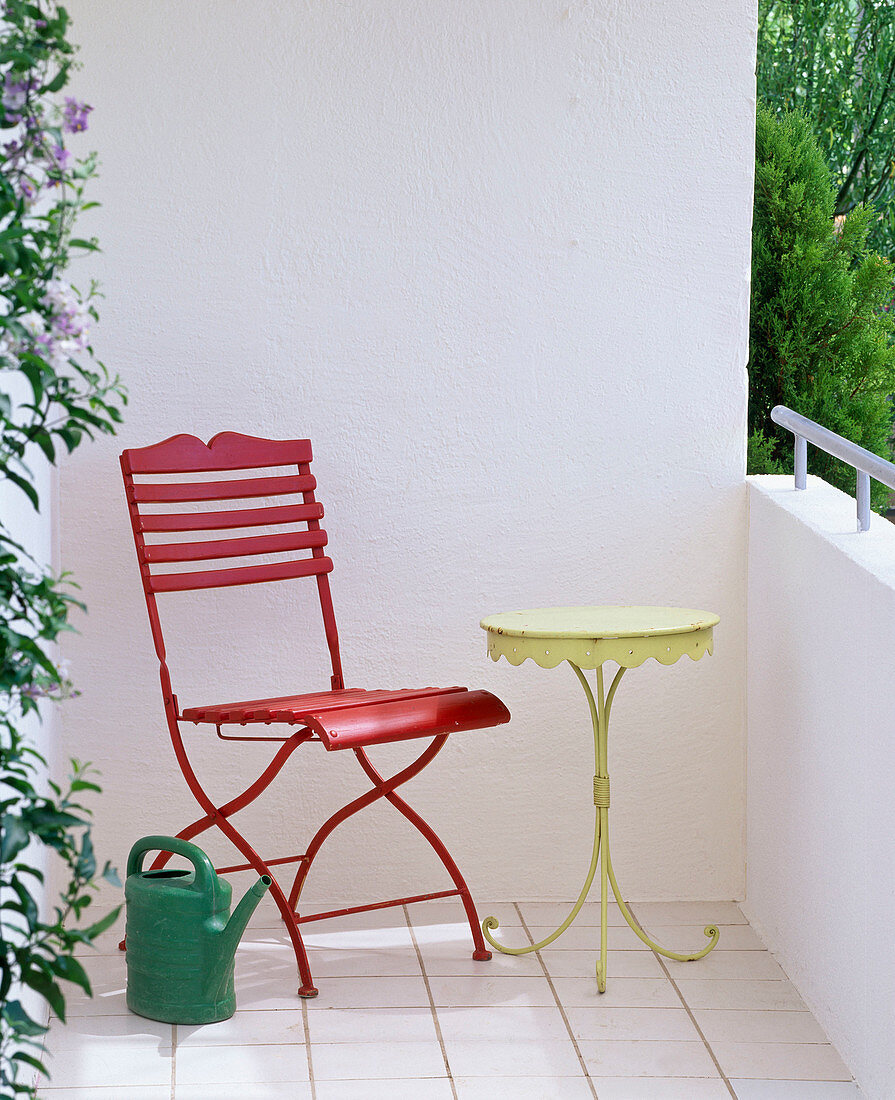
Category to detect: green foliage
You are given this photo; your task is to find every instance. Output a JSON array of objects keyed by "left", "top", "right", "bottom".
[
  {"left": 748, "top": 106, "right": 895, "bottom": 505},
  {"left": 757, "top": 0, "right": 895, "bottom": 257},
  {"left": 0, "top": 3, "right": 125, "bottom": 1096}
]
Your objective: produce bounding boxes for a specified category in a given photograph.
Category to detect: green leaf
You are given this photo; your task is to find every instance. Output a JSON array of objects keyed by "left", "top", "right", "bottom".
[
  {"left": 51, "top": 953, "right": 91, "bottom": 995},
  {"left": 2, "top": 999, "right": 48, "bottom": 1038},
  {"left": 43, "top": 63, "right": 69, "bottom": 94},
  {"left": 21, "top": 967, "right": 65, "bottom": 1021},
  {"left": 2, "top": 466, "right": 40, "bottom": 509},
  {"left": 11, "top": 1049, "right": 48, "bottom": 1072},
  {"left": 0, "top": 814, "right": 31, "bottom": 862},
  {"left": 84, "top": 903, "right": 122, "bottom": 939}
]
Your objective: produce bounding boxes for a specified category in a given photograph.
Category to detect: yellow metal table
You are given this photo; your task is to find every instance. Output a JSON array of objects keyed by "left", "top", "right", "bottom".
[{"left": 480, "top": 605, "right": 721, "bottom": 992}]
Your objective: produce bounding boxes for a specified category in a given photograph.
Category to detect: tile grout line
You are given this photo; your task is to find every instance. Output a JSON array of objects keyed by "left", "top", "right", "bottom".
[
  {"left": 170, "top": 1023, "right": 176, "bottom": 1100},
  {"left": 513, "top": 902, "right": 599, "bottom": 1100},
  {"left": 300, "top": 995, "right": 317, "bottom": 1100},
  {"left": 403, "top": 903, "right": 459, "bottom": 1100},
  {"left": 626, "top": 903, "right": 738, "bottom": 1099}
]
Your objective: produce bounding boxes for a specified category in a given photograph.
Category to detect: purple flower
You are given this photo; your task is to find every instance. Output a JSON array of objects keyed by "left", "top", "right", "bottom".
[
  {"left": 62, "top": 97, "right": 92, "bottom": 134},
  {"left": 51, "top": 143, "right": 71, "bottom": 169}
]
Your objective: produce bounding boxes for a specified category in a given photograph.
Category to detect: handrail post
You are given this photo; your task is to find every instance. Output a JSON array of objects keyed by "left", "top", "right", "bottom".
[
  {"left": 857, "top": 470, "right": 871, "bottom": 532},
  {"left": 771, "top": 405, "right": 895, "bottom": 533},
  {"left": 794, "top": 435, "right": 807, "bottom": 490}
]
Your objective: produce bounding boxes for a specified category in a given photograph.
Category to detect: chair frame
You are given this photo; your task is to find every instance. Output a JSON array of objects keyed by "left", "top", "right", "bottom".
[{"left": 120, "top": 432, "right": 505, "bottom": 997}]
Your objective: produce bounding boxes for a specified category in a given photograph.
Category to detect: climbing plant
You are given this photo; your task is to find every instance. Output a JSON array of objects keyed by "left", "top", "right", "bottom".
[{"left": 0, "top": 3, "right": 125, "bottom": 1096}]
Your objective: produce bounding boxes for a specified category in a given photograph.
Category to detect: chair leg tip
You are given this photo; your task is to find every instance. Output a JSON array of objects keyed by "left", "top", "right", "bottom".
[
  {"left": 298, "top": 985, "right": 319, "bottom": 998},
  {"left": 472, "top": 949, "right": 492, "bottom": 961}
]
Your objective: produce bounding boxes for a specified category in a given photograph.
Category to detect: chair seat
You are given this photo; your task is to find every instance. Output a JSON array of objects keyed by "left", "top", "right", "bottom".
[{"left": 182, "top": 686, "right": 510, "bottom": 751}]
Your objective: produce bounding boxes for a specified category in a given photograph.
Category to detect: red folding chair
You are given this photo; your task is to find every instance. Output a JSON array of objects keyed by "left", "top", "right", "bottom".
[{"left": 120, "top": 432, "right": 510, "bottom": 997}]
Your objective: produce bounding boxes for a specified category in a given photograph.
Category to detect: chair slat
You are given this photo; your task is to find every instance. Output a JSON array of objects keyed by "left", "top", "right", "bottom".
[
  {"left": 131, "top": 473, "right": 315, "bottom": 503},
  {"left": 124, "top": 432, "right": 313, "bottom": 474},
  {"left": 139, "top": 502, "right": 324, "bottom": 533},
  {"left": 149, "top": 556, "right": 333, "bottom": 593},
  {"left": 145, "top": 530, "right": 327, "bottom": 564}
]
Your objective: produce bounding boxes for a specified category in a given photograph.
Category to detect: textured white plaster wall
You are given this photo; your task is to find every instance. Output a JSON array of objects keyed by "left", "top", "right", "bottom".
[
  {"left": 745, "top": 476, "right": 895, "bottom": 1100},
  {"left": 59, "top": 1, "right": 754, "bottom": 910}
]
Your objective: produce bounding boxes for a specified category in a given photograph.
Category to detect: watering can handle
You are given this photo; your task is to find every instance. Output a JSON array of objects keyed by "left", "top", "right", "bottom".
[{"left": 126, "top": 835, "right": 216, "bottom": 895}]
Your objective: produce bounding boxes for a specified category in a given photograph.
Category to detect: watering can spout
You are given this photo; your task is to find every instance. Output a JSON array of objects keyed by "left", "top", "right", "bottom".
[{"left": 216, "top": 874, "right": 271, "bottom": 964}]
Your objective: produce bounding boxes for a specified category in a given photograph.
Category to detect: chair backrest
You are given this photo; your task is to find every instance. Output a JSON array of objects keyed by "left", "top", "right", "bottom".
[{"left": 120, "top": 432, "right": 344, "bottom": 692}]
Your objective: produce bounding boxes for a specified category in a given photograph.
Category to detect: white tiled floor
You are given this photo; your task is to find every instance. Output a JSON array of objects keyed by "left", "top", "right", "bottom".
[{"left": 34, "top": 900, "right": 864, "bottom": 1099}]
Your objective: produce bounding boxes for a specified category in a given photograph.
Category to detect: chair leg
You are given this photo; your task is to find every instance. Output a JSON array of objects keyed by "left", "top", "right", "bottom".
[
  {"left": 287, "top": 737, "right": 446, "bottom": 910},
  {"left": 286, "top": 737, "right": 491, "bottom": 961},
  {"left": 354, "top": 747, "right": 491, "bottom": 960},
  {"left": 164, "top": 724, "right": 319, "bottom": 996}
]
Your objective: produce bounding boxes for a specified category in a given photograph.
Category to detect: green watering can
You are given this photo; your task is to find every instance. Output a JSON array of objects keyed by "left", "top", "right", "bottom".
[{"left": 125, "top": 835, "right": 271, "bottom": 1024}]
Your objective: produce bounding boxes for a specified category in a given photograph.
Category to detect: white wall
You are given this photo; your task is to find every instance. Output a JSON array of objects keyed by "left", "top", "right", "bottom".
[
  {"left": 745, "top": 475, "right": 895, "bottom": 1100},
  {"left": 60, "top": 1, "right": 755, "bottom": 910}
]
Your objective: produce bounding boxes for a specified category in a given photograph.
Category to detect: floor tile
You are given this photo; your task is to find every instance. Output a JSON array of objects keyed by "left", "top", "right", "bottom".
[
  {"left": 306, "top": 1007, "right": 438, "bottom": 1044},
  {"left": 57, "top": 953, "right": 129, "bottom": 1017},
  {"left": 542, "top": 949, "right": 663, "bottom": 978},
  {"left": 550, "top": 976, "right": 680, "bottom": 1008},
  {"left": 44, "top": 1013, "right": 172, "bottom": 1050},
  {"left": 427, "top": 974, "right": 556, "bottom": 1007},
  {"left": 255, "top": 905, "right": 411, "bottom": 931},
  {"left": 176, "top": 1008, "right": 305, "bottom": 1046},
  {"left": 305, "top": 946, "right": 423, "bottom": 977},
  {"left": 591, "top": 1079, "right": 732, "bottom": 1099},
  {"left": 38, "top": 1040, "right": 172, "bottom": 1089},
  {"left": 729, "top": 1081, "right": 864, "bottom": 1099},
  {"left": 412, "top": 920, "right": 517, "bottom": 949},
  {"left": 655, "top": 923, "right": 767, "bottom": 951},
  {"left": 311, "top": 1039, "right": 446, "bottom": 1080},
  {"left": 564, "top": 1005, "right": 701, "bottom": 1042},
  {"left": 664, "top": 950, "right": 786, "bottom": 980},
  {"left": 516, "top": 899, "right": 630, "bottom": 926},
  {"left": 436, "top": 1005, "right": 571, "bottom": 1041},
  {"left": 693, "top": 1008, "right": 828, "bottom": 1044},
  {"left": 39, "top": 1089, "right": 170, "bottom": 1100},
  {"left": 175, "top": 1042, "right": 310, "bottom": 1085},
  {"left": 303, "top": 975, "right": 430, "bottom": 1009},
  {"left": 419, "top": 942, "right": 543, "bottom": 975},
  {"left": 299, "top": 924, "right": 415, "bottom": 951},
  {"left": 176, "top": 1085, "right": 313, "bottom": 1100},
  {"left": 578, "top": 1038, "right": 719, "bottom": 1077},
  {"left": 455, "top": 1077, "right": 595, "bottom": 1099},
  {"left": 714, "top": 1041, "right": 853, "bottom": 1081},
  {"left": 444, "top": 1037, "right": 585, "bottom": 1077},
  {"left": 525, "top": 923, "right": 646, "bottom": 950},
  {"left": 408, "top": 901, "right": 520, "bottom": 927},
  {"left": 629, "top": 901, "right": 747, "bottom": 926},
  {"left": 315, "top": 1080, "right": 453, "bottom": 1100},
  {"left": 675, "top": 978, "right": 808, "bottom": 1012}
]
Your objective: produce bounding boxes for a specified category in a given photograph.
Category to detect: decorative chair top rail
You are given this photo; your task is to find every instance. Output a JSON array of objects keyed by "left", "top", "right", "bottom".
[{"left": 770, "top": 405, "right": 895, "bottom": 531}]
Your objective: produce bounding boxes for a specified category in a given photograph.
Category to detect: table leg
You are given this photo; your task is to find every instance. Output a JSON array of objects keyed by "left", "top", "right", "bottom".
[{"left": 482, "top": 661, "right": 719, "bottom": 991}]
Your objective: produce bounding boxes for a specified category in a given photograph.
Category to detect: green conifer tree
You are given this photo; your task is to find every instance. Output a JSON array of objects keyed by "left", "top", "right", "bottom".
[{"left": 749, "top": 106, "right": 895, "bottom": 506}]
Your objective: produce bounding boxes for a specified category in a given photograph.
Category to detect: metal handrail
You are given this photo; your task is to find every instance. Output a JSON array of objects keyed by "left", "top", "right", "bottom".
[{"left": 770, "top": 405, "right": 895, "bottom": 532}]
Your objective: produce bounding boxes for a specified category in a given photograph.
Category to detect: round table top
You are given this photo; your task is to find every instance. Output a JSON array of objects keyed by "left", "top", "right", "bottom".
[
  {"left": 480, "top": 606, "right": 720, "bottom": 639},
  {"left": 480, "top": 606, "right": 720, "bottom": 670}
]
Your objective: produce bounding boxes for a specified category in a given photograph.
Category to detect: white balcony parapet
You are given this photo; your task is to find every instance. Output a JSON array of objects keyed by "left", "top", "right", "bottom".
[{"left": 771, "top": 404, "right": 895, "bottom": 532}]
